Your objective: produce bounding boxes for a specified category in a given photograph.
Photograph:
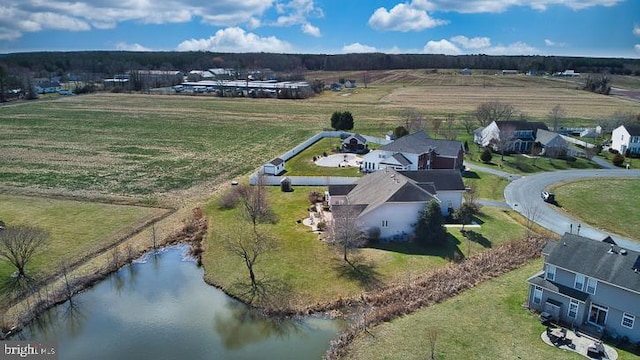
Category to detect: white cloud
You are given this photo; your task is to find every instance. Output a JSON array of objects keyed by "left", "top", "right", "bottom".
[
  {"left": 342, "top": 42, "right": 377, "bottom": 53},
  {"left": 635, "top": 44, "right": 640, "bottom": 53},
  {"left": 0, "top": 0, "right": 315, "bottom": 40},
  {"left": 427, "top": 0, "right": 623, "bottom": 13},
  {"left": 369, "top": 1, "right": 448, "bottom": 31},
  {"left": 116, "top": 42, "right": 152, "bottom": 51},
  {"left": 633, "top": 25, "right": 640, "bottom": 37},
  {"left": 423, "top": 36, "right": 538, "bottom": 55},
  {"left": 544, "top": 39, "right": 566, "bottom": 47},
  {"left": 301, "top": 23, "right": 321, "bottom": 37},
  {"left": 423, "top": 39, "right": 461, "bottom": 55},
  {"left": 176, "top": 27, "right": 293, "bottom": 53},
  {"left": 451, "top": 35, "right": 491, "bottom": 49}
]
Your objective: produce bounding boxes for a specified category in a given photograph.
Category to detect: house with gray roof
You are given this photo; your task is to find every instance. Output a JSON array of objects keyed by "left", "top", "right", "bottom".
[
  {"left": 535, "top": 129, "right": 569, "bottom": 158},
  {"left": 527, "top": 233, "right": 640, "bottom": 342},
  {"left": 361, "top": 131, "right": 464, "bottom": 172},
  {"left": 328, "top": 169, "right": 465, "bottom": 240},
  {"left": 474, "top": 120, "right": 549, "bottom": 153}
]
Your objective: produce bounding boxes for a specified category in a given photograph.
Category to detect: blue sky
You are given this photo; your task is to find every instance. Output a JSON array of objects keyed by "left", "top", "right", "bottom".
[{"left": 1, "top": 0, "right": 639, "bottom": 58}]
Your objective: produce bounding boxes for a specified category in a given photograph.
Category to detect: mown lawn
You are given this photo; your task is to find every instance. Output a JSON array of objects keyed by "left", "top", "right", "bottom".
[
  {"left": 0, "top": 195, "right": 165, "bottom": 290},
  {"left": 344, "top": 260, "right": 638, "bottom": 360},
  {"left": 284, "top": 138, "right": 363, "bottom": 177},
  {"left": 550, "top": 179, "right": 640, "bottom": 240},
  {"left": 462, "top": 170, "right": 510, "bottom": 201},
  {"left": 202, "top": 185, "right": 528, "bottom": 308}
]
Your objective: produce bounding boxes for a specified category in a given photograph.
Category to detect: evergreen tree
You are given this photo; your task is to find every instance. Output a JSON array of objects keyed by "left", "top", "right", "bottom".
[{"left": 415, "top": 200, "right": 447, "bottom": 246}]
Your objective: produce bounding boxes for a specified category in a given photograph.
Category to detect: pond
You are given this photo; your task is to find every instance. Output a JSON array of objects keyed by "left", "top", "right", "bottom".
[{"left": 13, "top": 246, "right": 344, "bottom": 360}]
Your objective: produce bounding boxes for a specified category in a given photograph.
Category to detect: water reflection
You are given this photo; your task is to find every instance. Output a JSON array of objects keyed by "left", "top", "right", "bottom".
[{"left": 15, "top": 246, "right": 343, "bottom": 360}]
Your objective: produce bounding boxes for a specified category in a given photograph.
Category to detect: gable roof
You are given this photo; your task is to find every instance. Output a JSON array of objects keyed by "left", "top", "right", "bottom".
[
  {"left": 269, "top": 157, "right": 284, "bottom": 166},
  {"left": 328, "top": 184, "right": 356, "bottom": 196},
  {"left": 331, "top": 169, "right": 464, "bottom": 218},
  {"left": 546, "top": 233, "right": 640, "bottom": 294},
  {"left": 535, "top": 129, "right": 565, "bottom": 146},
  {"left": 622, "top": 125, "right": 640, "bottom": 136},
  {"left": 496, "top": 121, "right": 548, "bottom": 132},
  {"left": 343, "top": 134, "right": 367, "bottom": 144},
  {"left": 380, "top": 130, "right": 463, "bottom": 158}
]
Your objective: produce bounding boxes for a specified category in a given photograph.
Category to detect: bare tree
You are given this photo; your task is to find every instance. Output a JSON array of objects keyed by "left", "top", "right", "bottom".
[
  {"left": 522, "top": 202, "right": 540, "bottom": 240},
  {"left": 443, "top": 113, "right": 458, "bottom": 140},
  {"left": 493, "top": 124, "right": 516, "bottom": 161},
  {"left": 475, "top": 101, "right": 516, "bottom": 127},
  {"left": 461, "top": 113, "right": 476, "bottom": 135},
  {"left": 221, "top": 223, "right": 277, "bottom": 292},
  {"left": 329, "top": 203, "right": 367, "bottom": 265},
  {"left": 427, "top": 327, "right": 439, "bottom": 360},
  {"left": 0, "top": 225, "right": 49, "bottom": 280},
  {"left": 237, "top": 175, "right": 273, "bottom": 230},
  {"left": 548, "top": 105, "right": 565, "bottom": 132},
  {"left": 401, "top": 108, "right": 427, "bottom": 134}
]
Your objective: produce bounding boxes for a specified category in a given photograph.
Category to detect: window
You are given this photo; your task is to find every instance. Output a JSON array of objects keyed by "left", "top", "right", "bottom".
[
  {"left": 586, "top": 277, "right": 597, "bottom": 295},
  {"left": 381, "top": 220, "right": 388, "bottom": 228},
  {"left": 533, "top": 286, "right": 543, "bottom": 305},
  {"left": 588, "top": 303, "right": 608, "bottom": 326},
  {"left": 622, "top": 313, "right": 635, "bottom": 329},
  {"left": 568, "top": 300, "right": 579, "bottom": 319},
  {"left": 546, "top": 264, "right": 556, "bottom": 281},
  {"left": 574, "top": 274, "right": 585, "bottom": 291}
]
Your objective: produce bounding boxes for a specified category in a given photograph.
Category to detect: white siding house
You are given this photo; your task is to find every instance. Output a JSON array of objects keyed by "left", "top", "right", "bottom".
[
  {"left": 611, "top": 125, "right": 640, "bottom": 156},
  {"left": 328, "top": 169, "right": 465, "bottom": 241}
]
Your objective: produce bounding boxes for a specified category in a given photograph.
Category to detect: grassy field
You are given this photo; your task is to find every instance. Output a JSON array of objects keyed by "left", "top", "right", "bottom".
[
  {"left": 550, "top": 179, "right": 640, "bottom": 239},
  {"left": 344, "top": 259, "right": 637, "bottom": 360},
  {"left": 463, "top": 170, "right": 510, "bottom": 201},
  {"left": 0, "top": 195, "right": 166, "bottom": 290},
  {"left": 2, "top": 71, "right": 639, "bottom": 199},
  {"left": 202, "top": 185, "right": 528, "bottom": 307}
]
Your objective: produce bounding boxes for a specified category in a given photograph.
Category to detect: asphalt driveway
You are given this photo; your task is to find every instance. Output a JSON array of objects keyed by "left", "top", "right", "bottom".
[{"left": 504, "top": 169, "right": 640, "bottom": 251}]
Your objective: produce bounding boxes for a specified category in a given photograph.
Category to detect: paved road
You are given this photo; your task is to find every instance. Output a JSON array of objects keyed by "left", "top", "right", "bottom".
[{"left": 504, "top": 169, "right": 640, "bottom": 251}]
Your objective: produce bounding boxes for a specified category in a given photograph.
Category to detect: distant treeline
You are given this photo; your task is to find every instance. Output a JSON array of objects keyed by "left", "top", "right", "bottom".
[{"left": 1, "top": 51, "right": 640, "bottom": 79}]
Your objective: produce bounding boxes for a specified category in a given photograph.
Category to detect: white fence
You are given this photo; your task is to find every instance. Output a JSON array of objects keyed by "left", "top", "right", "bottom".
[
  {"left": 251, "top": 131, "right": 389, "bottom": 186},
  {"left": 561, "top": 135, "right": 595, "bottom": 149}
]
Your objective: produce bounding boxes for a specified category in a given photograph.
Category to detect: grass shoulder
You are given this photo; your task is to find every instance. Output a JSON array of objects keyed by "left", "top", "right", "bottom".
[{"left": 549, "top": 178, "right": 640, "bottom": 240}]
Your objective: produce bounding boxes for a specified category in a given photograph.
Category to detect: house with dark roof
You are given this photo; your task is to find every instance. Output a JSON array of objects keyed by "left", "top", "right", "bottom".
[
  {"left": 526, "top": 233, "right": 640, "bottom": 342},
  {"left": 611, "top": 125, "right": 640, "bottom": 156},
  {"left": 361, "top": 131, "right": 464, "bottom": 172},
  {"left": 35, "top": 81, "right": 62, "bottom": 94},
  {"left": 474, "top": 120, "right": 549, "bottom": 154},
  {"left": 342, "top": 134, "right": 368, "bottom": 154},
  {"left": 328, "top": 169, "right": 465, "bottom": 240},
  {"left": 262, "top": 158, "right": 285, "bottom": 175}
]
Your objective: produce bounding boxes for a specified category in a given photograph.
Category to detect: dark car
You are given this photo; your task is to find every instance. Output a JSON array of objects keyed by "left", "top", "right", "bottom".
[{"left": 541, "top": 191, "right": 555, "bottom": 203}]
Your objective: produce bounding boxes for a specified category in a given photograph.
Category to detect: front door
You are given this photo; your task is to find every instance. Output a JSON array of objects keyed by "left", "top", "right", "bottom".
[{"left": 588, "top": 303, "right": 608, "bottom": 326}]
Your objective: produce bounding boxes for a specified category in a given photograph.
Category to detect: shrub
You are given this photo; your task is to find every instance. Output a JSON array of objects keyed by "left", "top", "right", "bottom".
[
  {"left": 480, "top": 148, "right": 493, "bottom": 163},
  {"left": 218, "top": 188, "right": 240, "bottom": 209},
  {"left": 608, "top": 148, "right": 619, "bottom": 154},
  {"left": 612, "top": 153, "right": 625, "bottom": 167},
  {"left": 308, "top": 191, "right": 324, "bottom": 204},
  {"left": 316, "top": 221, "right": 326, "bottom": 231}
]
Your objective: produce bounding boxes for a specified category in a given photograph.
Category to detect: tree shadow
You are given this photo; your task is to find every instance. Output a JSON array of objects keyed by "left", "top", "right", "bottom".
[
  {"left": 462, "top": 170, "right": 480, "bottom": 179},
  {"left": 230, "top": 277, "right": 294, "bottom": 310},
  {"left": 369, "top": 234, "right": 464, "bottom": 262},
  {"left": 332, "top": 253, "right": 384, "bottom": 291},
  {"left": 462, "top": 230, "right": 492, "bottom": 248}
]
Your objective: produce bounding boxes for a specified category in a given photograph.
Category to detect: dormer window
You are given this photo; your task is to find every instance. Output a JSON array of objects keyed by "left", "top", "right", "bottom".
[{"left": 545, "top": 264, "right": 556, "bottom": 281}]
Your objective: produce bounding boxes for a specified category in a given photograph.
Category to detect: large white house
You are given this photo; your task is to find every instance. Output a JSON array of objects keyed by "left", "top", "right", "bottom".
[
  {"left": 611, "top": 125, "right": 640, "bottom": 156},
  {"left": 328, "top": 169, "right": 465, "bottom": 241},
  {"left": 361, "top": 131, "right": 464, "bottom": 172}
]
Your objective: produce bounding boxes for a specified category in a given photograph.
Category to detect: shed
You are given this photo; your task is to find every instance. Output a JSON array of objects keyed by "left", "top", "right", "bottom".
[
  {"left": 280, "top": 177, "right": 292, "bottom": 192},
  {"left": 263, "top": 158, "right": 285, "bottom": 175}
]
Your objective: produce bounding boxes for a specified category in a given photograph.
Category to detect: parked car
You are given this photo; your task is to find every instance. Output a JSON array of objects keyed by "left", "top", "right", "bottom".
[{"left": 541, "top": 191, "right": 555, "bottom": 203}]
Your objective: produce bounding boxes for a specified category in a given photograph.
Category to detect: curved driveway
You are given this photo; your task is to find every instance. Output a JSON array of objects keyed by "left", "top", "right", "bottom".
[{"left": 504, "top": 169, "right": 640, "bottom": 251}]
